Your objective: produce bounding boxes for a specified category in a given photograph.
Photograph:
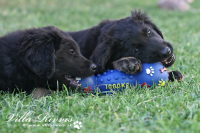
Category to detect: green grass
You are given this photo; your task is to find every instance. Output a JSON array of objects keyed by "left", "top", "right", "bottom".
[{"left": 0, "top": 0, "right": 200, "bottom": 132}]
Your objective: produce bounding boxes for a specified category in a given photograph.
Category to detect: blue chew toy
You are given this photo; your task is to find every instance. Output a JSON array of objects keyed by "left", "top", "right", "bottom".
[{"left": 77, "top": 62, "right": 169, "bottom": 94}]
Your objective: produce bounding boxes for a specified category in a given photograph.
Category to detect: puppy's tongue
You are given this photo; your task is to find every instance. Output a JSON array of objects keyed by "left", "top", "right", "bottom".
[{"left": 161, "top": 54, "right": 175, "bottom": 67}]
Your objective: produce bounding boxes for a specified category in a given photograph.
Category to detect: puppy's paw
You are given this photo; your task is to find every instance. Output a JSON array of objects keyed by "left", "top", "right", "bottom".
[
  {"left": 64, "top": 76, "right": 81, "bottom": 92},
  {"left": 112, "top": 57, "right": 142, "bottom": 74},
  {"left": 168, "top": 70, "right": 184, "bottom": 82},
  {"left": 70, "top": 84, "right": 81, "bottom": 91},
  {"left": 69, "top": 81, "right": 82, "bottom": 92}
]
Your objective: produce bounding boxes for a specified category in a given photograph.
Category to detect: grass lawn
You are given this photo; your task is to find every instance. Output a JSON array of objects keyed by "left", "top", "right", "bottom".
[{"left": 0, "top": 0, "right": 200, "bottom": 132}]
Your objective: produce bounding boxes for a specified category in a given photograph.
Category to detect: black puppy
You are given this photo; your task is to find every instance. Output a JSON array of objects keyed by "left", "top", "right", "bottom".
[
  {"left": 68, "top": 10, "right": 183, "bottom": 81},
  {"left": 0, "top": 26, "right": 96, "bottom": 97}
]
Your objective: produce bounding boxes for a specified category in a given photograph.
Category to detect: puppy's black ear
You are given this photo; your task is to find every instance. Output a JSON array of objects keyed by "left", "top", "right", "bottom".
[
  {"left": 90, "top": 34, "right": 117, "bottom": 73},
  {"left": 90, "top": 23, "right": 120, "bottom": 73},
  {"left": 21, "top": 26, "right": 62, "bottom": 79}
]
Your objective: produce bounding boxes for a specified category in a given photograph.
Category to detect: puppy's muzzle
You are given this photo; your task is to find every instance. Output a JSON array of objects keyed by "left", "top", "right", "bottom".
[{"left": 161, "top": 47, "right": 171, "bottom": 58}]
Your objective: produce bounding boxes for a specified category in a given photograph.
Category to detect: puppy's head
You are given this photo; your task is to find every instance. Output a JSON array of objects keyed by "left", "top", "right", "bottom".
[
  {"left": 95, "top": 10, "right": 175, "bottom": 70},
  {"left": 53, "top": 32, "right": 96, "bottom": 79},
  {"left": 21, "top": 26, "right": 96, "bottom": 81}
]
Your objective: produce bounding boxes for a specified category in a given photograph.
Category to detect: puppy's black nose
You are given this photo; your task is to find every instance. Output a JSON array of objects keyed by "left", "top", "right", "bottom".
[
  {"left": 90, "top": 64, "right": 96, "bottom": 72},
  {"left": 162, "top": 47, "right": 171, "bottom": 58}
]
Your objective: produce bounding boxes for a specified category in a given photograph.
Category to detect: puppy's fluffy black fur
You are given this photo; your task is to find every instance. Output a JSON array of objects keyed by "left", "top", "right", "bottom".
[
  {"left": 68, "top": 10, "right": 183, "bottom": 81},
  {"left": 0, "top": 26, "right": 96, "bottom": 96}
]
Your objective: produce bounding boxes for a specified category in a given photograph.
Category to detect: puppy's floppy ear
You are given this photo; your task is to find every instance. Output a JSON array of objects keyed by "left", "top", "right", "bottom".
[
  {"left": 90, "top": 23, "right": 120, "bottom": 73},
  {"left": 21, "top": 26, "right": 62, "bottom": 79},
  {"left": 90, "top": 34, "right": 118, "bottom": 73}
]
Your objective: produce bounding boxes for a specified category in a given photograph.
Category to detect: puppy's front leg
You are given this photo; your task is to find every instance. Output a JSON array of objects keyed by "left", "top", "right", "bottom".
[{"left": 112, "top": 57, "right": 142, "bottom": 74}]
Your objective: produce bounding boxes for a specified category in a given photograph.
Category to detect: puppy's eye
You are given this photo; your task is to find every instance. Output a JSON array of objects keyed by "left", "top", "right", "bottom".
[
  {"left": 69, "top": 49, "right": 74, "bottom": 54},
  {"left": 147, "top": 30, "right": 151, "bottom": 37},
  {"left": 134, "top": 48, "right": 140, "bottom": 54}
]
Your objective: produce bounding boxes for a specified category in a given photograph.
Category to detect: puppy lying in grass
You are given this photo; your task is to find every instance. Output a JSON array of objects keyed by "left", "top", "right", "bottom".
[
  {"left": 67, "top": 10, "right": 183, "bottom": 82},
  {"left": 0, "top": 26, "right": 96, "bottom": 98}
]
